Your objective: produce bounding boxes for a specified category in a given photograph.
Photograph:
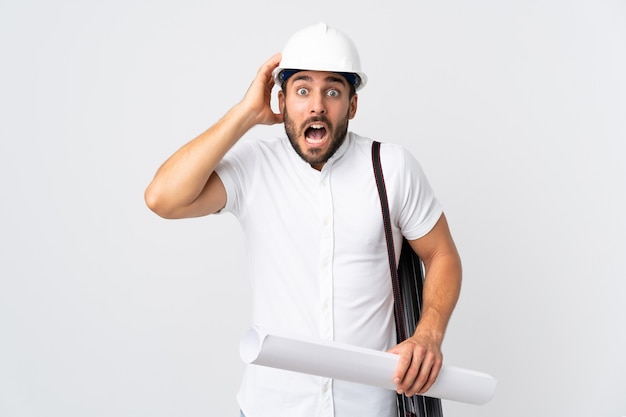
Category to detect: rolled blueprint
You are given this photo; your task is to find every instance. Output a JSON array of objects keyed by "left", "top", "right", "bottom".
[{"left": 240, "top": 326, "right": 497, "bottom": 405}]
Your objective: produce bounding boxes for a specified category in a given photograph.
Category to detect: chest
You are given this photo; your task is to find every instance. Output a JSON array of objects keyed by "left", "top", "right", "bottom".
[{"left": 244, "top": 156, "right": 391, "bottom": 252}]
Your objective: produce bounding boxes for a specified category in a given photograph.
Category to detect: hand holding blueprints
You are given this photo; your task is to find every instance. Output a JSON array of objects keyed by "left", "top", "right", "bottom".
[{"left": 240, "top": 326, "right": 497, "bottom": 405}]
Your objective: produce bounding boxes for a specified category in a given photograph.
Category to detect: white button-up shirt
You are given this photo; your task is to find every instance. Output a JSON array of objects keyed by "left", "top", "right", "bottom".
[{"left": 216, "top": 132, "right": 442, "bottom": 417}]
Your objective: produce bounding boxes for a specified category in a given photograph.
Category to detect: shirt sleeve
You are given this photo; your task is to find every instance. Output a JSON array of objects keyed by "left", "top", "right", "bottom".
[
  {"left": 381, "top": 143, "right": 443, "bottom": 240},
  {"left": 214, "top": 140, "right": 256, "bottom": 217}
]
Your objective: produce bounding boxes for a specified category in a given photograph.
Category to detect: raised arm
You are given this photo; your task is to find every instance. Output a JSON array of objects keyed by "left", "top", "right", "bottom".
[
  {"left": 388, "top": 213, "right": 462, "bottom": 396},
  {"left": 144, "top": 53, "right": 284, "bottom": 219}
]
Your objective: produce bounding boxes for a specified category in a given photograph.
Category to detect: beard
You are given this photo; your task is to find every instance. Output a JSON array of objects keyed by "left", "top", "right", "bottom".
[{"left": 283, "top": 106, "right": 350, "bottom": 168}]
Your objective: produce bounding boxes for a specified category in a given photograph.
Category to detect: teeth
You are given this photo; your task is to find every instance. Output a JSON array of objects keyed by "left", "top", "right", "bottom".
[
  {"left": 306, "top": 137, "right": 324, "bottom": 144},
  {"left": 305, "top": 124, "right": 325, "bottom": 144}
]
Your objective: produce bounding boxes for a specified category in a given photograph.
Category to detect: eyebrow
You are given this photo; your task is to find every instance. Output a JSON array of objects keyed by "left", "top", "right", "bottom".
[{"left": 291, "top": 74, "right": 348, "bottom": 86}]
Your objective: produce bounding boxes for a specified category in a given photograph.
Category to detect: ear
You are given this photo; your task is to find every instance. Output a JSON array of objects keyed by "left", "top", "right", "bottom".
[
  {"left": 278, "top": 90, "right": 285, "bottom": 115},
  {"left": 348, "top": 94, "right": 358, "bottom": 119}
]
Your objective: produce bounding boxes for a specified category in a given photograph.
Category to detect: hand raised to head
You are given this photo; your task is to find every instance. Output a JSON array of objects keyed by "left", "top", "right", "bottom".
[{"left": 239, "top": 53, "right": 284, "bottom": 127}]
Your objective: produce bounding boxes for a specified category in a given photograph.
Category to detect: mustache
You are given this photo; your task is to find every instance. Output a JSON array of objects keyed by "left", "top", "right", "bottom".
[{"left": 303, "top": 116, "right": 331, "bottom": 127}]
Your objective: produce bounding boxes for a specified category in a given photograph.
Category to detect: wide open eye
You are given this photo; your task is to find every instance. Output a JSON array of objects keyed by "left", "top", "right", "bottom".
[
  {"left": 327, "top": 89, "right": 340, "bottom": 98},
  {"left": 296, "top": 87, "right": 308, "bottom": 96}
]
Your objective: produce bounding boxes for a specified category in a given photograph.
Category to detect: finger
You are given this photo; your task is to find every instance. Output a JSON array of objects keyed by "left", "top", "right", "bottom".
[
  {"left": 407, "top": 354, "right": 434, "bottom": 395},
  {"left": 417, "top": 356, "right": 443, "bottom": 394},
  {"left": 269, "top": 52, "right": 282, "bottom": 64},
  {"left": 407, "top": 351, "right": 444, "bottom": 396},
  {"left": 391, "top": 349, "right": 413, "bottom": 389},
  {"left": 398, "top": 350, "right": 425, "bottom": 394},
  {"left": 259, "top": 53, "right": 282, "bottom": 77},
  {"left": 264, "top": 75, "right": 275, "bottom": 96}
]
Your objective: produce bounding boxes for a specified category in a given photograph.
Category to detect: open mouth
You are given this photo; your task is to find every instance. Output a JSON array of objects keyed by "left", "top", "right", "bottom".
[{"left": 304, "top": 124, "right": 328, "bottom": 145}]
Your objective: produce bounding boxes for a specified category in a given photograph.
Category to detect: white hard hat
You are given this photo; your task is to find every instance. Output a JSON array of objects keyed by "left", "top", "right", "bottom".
[{"left": 273, "top": 22, "right": 368, "bottom": 91}]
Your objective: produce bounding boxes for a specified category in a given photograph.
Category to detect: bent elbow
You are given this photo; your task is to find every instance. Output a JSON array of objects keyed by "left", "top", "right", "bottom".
[{"left": 144, "top": 184, "right": 177, "bottom": 219}]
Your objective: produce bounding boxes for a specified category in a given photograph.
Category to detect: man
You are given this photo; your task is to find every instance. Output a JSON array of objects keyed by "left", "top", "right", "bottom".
[{"left": 145, "top": 22, "right": 461, "bottom": 417}]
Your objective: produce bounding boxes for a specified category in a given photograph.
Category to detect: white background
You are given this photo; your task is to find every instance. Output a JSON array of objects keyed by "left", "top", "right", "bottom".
[{"left": 1, "top": 1, "right": 625, "bottom": 416}]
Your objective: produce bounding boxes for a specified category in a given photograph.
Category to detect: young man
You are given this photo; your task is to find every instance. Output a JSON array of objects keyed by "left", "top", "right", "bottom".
[{"left": 145, "top": 22, "right": 462, "bottom": 417}]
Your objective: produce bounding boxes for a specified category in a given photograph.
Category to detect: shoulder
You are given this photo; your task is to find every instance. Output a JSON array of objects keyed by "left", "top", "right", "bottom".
[
  {"left": 366, "top": 137, "right": 418, "bottom": 173},
  {"left": 217, "top": 136, "right": 291, "bottom": 186},
  {"left": 231, "top": 135, "right": 288, "bottom": 153},
  {"left": 223, "top": 136, "right": 291, "bottom": 164},
  {"left": 350, "top": 133, "right": 410, "bottom": 157},
  {"left": 345, "top": 133, "right": 425, "bottom": 176}
]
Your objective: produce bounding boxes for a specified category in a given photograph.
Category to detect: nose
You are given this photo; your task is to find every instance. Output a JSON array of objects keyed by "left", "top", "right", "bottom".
[{"left": 309, "top": 91, "right": 326, "bottom": 114}]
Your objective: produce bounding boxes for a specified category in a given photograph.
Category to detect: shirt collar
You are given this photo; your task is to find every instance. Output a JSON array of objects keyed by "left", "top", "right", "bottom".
[
  {"left": 285, "top": 131, "right": 353, "bottom": 175},
  {"left": 325, "top": 132, "right": 352, "bottom": 166}
]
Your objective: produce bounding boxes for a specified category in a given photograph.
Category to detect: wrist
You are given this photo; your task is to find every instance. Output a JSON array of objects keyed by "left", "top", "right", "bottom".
[
  {"left": 226, "top": 102, "right": 259, "bottom": 134},
  {"left": 414, "top": 310, "right": 447, "bottom": 344}
]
